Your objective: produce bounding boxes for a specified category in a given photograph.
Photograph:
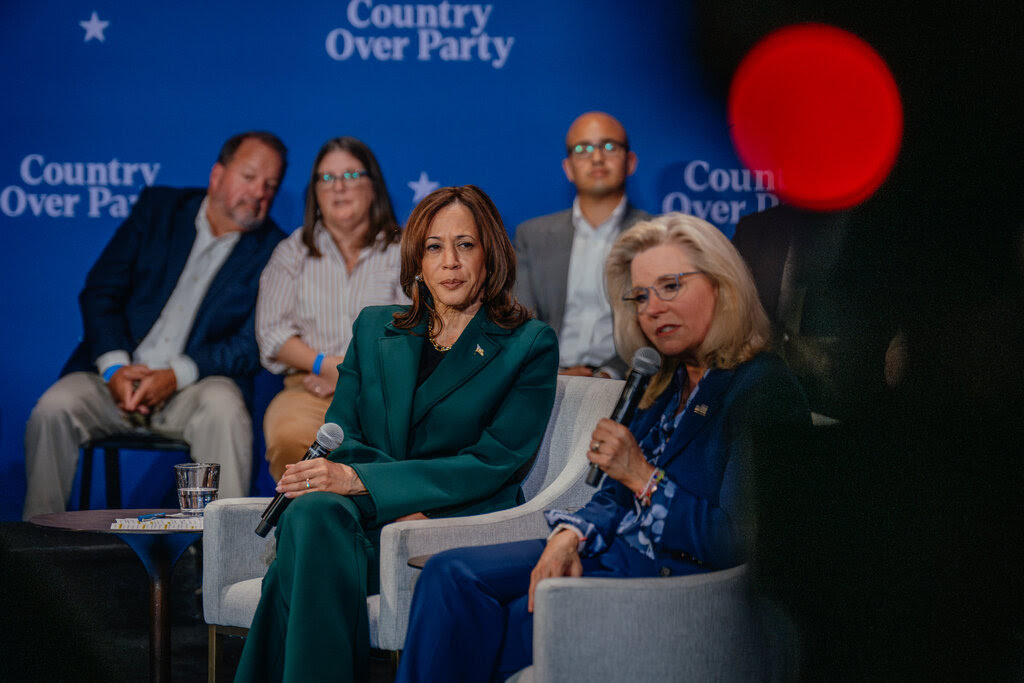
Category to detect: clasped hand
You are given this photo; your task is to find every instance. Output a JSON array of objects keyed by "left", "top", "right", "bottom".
[
  {"left": 108, "top": 365, "right": 177, "bottom": 415},
  {"left": 302, "top": 373, "right": 336, "bottom": 398}
]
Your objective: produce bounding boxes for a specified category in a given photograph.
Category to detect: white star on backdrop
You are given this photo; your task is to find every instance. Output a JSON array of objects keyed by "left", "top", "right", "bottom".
[
  {"left": 80, "top": 12, "right": 109, "bottom": 43},
  {"left": 408, "top": 172, "right": 440, "bottom": 203}
]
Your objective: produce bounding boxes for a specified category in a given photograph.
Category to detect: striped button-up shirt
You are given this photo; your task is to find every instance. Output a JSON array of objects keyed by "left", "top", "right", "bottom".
[{"left": 256, "top": 223, "right": 408, "bottom": 373}]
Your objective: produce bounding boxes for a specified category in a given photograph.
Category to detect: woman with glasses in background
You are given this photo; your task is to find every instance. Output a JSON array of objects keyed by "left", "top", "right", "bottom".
[
  {"left": 256, "top": 136, "right": 407, "bottom": 481},
  {"left": 396, "top": 212, "right": 810, "bottom": 682}
]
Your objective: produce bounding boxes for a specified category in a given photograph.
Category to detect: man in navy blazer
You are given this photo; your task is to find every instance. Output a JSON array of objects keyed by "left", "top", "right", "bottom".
[
  {"left": 514, "top": 111, "right": 650, "bottom": 379},
  {"left": 23, "top": 131, "right": 288, "bottom": 519}
]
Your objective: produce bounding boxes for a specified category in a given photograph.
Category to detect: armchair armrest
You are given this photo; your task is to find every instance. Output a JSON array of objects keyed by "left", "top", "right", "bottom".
[
  {"left": 375, "top": 375, "right": 624, "bottom": 650},
  {"left": 376, "top": 507, "right": 551, "bottom": 650},
  {"left": 527, "top": 565, "right": 772, "bottom": 682},
  {"left": 202, "top": 497, "right": 274, "bottom": 625},
  {"left": 376, "top": 468, "right": 595, "bottom": 650}
]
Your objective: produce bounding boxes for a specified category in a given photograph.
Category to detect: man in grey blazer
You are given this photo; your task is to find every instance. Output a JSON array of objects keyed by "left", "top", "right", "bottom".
[{"left": 514, "top": 111, "right": 650, "bottom": 378}]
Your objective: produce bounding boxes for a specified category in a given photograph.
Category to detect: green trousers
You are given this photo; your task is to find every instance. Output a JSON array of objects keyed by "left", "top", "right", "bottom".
[{"left": 234, "top": 492, "right": 380, "bottom": 682}]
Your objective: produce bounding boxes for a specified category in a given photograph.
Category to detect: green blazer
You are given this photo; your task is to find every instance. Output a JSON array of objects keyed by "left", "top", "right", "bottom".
[{"left": 324, "top": 305, "right": 559, "bottom": 524}]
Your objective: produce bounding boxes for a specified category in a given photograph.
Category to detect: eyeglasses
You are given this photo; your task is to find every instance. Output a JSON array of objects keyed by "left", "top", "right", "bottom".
[
  {"left": 623, "top": 272, "right": 703, "bottom": 312},
  {"left": 567, "top": 139, "right": 628, "bottom": 158},
  {"left": 316, "top": 170, "right": 370, "bottom": 187}
]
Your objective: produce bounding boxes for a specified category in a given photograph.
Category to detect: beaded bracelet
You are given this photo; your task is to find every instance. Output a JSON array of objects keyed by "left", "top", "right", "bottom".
[
  {"left": 636, "top": 468, "right": 666, "bottom": 507},
  {"left": 311, "top": 353, "right": 325, "bottom": 376}
]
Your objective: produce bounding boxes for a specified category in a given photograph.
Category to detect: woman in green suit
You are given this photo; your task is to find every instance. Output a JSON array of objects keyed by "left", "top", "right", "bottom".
[{"left": 235, "top": 185, "right": 560, "bottom": 682}]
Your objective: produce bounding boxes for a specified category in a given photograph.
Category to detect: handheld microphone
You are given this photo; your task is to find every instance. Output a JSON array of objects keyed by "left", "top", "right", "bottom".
[
  {"left": 585, "top": 347, "right": 662, "bottom": 487},
  {"left": 255, "top": 422, "right": 345, "bottom": 537}
]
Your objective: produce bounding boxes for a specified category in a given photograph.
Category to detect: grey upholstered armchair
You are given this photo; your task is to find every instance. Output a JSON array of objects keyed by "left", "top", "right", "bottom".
[
  {"left": 202, "top": 374, "right": 623, "bottom": 676},
  {"left": 507, "top": 563, "right": 796, "bottom": 682}
]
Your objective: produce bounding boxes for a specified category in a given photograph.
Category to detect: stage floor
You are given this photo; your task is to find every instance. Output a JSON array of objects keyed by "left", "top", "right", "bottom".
[{"left": 0, "top": 521, "right": 394, "bottom": 682}]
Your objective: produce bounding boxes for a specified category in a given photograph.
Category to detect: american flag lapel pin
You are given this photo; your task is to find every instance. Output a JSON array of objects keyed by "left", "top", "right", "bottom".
[
  {"left": 475, "top": 344, "right": 485, "bottom": 357},
  {"left": 694, "top": 404, "right": 708, "bottom": 416}
]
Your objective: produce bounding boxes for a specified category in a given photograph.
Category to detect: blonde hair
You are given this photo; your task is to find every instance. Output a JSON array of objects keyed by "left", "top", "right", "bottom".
[{"left": 606, "top": 213, "right": 771, "bottom": 407}]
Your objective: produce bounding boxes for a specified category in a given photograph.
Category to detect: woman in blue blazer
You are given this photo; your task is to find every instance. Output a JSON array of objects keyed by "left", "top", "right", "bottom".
[
  {"left": 397, "top": 212, "right": 810, "bottom": 682},
  {"left": 235, "top": 186, "right": 559, "bottom": 682}
]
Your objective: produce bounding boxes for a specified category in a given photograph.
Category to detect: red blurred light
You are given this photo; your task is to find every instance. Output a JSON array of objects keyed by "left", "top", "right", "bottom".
[{"left": 728, "top": 23, "right": 903, "bottom": 210}]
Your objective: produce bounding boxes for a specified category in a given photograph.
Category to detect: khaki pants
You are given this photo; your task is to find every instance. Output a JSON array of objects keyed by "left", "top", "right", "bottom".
[
  {"left": 23, "top": 371, "right": 252, "bottom": 520},
  {"left": 262, "top": 373, "right": 331, "bottom": 482}
]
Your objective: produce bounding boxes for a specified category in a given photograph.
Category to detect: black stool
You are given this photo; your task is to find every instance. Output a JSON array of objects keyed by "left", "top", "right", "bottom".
[{"left": 79, "top": 432, "right": 191, "bottom": 509}]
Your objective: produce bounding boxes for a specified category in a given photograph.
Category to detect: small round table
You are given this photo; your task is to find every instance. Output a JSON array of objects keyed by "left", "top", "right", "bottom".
[
  {"left": 407, "top": 554, "right": 432, "bottom": 569},
  {"left": 30, "top": 509, "right": 201, "bottom": 683}
]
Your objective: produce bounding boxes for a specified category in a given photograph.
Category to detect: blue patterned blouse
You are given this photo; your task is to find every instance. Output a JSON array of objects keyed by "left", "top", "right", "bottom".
[{"left": 545, "top": 368, "right": 705, "bottom": 559}]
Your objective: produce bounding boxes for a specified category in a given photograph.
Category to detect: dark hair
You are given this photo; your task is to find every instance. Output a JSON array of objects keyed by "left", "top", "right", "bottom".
[
  {"left": 301, "top": 136, "right": 400, "bottom": 257},
  {"left": 217, "top": 131, "right": 288, "bottom": 180},
  {"left": 393, "top": 185, "right": 530, "bottom": 331}
]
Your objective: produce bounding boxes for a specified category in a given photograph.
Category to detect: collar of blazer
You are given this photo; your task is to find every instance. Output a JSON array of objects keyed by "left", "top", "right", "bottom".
[
  {"left": 175, "top": 193, "right": 274, "bottom": 327},
  {"left": 378, "top": 308, "right": 508, "bottom": 453},
  {"left": 193, "top": 225, "right": 265, "bottom": 324},
  {"left": 633, "top": 365, "right": 737, "bottom": 471}
]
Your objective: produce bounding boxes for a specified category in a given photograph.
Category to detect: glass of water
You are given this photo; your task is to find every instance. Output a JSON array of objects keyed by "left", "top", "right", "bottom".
[{"left": 174, "top": 463, "right": 220, "bottom": 516}]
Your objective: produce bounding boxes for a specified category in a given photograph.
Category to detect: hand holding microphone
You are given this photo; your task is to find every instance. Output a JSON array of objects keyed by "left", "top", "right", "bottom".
[
  {"left": 255, "top": 422, "right": 345, "bottom": 537},
  {"left": 585, "top": 347, "right": 661, "bottom": 487}
]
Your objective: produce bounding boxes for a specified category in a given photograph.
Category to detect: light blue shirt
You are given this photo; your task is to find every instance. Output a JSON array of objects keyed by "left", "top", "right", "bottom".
[{"left": 558, "top": 196, "right": 627, "bottom": 373}]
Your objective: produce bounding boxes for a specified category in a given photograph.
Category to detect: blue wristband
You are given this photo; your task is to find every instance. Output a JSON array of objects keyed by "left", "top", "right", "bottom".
[
  {"left": 312, "top": 353, "right": 325, "bottom": 376},
  {"left": 102, "top": 364, "right": 125, "bottom": 383}
]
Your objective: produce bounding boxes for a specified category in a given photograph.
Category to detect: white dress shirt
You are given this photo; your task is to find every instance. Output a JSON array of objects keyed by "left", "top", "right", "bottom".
[
  {"left": 96, "top": 197, "right": 238, "bottom": 388},
  {"left": 256, "top": 223, "right": 408, "bottom": 374},
  {"left": 558, "top": 196, "right": 627, "bottom": 373}
]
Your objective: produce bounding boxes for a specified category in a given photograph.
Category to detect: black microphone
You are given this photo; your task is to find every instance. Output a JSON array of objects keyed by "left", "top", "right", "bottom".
[
  {"left": 585, "top": 347, "right": 662, "bottom": 487},
  {"left": 255, "top": 422, "right": 345, "bottom": 537}
]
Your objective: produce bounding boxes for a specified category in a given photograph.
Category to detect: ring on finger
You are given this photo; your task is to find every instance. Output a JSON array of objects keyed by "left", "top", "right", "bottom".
[
  {"left": 305, "top": 478, "right": 311, "bottom": 489},
  {"left": 590, "top": 440, "right": 602, "bottom": 452}
]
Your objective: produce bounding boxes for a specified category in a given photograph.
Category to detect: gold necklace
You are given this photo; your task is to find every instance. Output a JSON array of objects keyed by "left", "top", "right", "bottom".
[{"left": 427, "top": 317, "right": 452, "bottom": 352}]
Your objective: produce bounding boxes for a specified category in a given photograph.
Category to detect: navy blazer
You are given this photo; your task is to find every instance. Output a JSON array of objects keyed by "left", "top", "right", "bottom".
[
  {"left": 569, "top": 353, "right": 809, "bottom": 577},
  {"left": 61, "top": 186, "right": 286, "bottom": 404}
]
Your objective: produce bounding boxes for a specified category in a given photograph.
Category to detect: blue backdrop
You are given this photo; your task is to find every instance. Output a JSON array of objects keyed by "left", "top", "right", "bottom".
[{"left": 0, "top": 1, "right": 779, "bottom": 520}]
